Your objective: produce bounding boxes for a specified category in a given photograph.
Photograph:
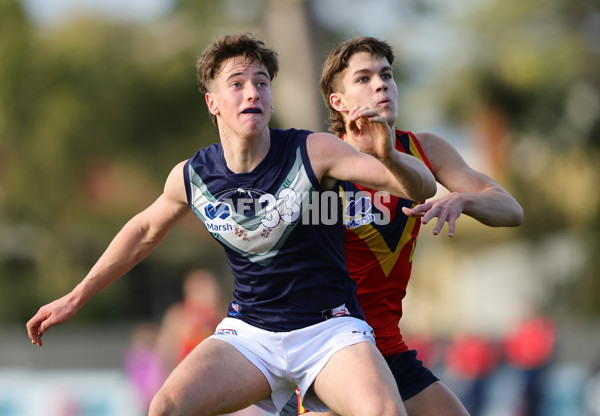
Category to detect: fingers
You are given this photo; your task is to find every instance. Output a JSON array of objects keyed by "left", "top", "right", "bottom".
[
  {"left": 406, "top": 202, "right": 457, "bottom": 237},
  {"left": 402, "top": 203, "right": 430, "bottom": 217},
  {"left": 27, "top": 325, "right": 43, "bottom": 347},
  {"left": 27, "top": 312, "right": 49, "bottom": 347},
  {"left": 349, "top": 105, "right": 370, "bottom": 120},
  {"left": 26, "top": 324, "right": 41, "bottom": 346},
  {"left": 401, "top": 206, "right": 419, "bottom": 217},
  {"left": 349, "top": 106, "right": 386, "bottom": 124},
  {"left": 431, "top": 217, "right": 445, "bottom": 236},
  {"left": 446, "top": 217, "right": 456, "bottom": 237}
]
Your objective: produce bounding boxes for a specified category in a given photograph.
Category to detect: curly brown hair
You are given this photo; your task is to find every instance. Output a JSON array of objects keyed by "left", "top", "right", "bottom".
[
  {"left": 196, "top": 33, "right": 279, "bottom": 129},
  {"left": 320, "top": 37, "right": 394, "bottom": 137}
]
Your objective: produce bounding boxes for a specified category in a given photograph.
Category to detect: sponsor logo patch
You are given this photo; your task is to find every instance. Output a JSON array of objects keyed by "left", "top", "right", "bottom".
[
  {"left": 214, "top": 328, "right": 238, "bottom": 336},
  {"left": 204, "top": 202, "right": 234, "bottom": 234},
  {"left": 205, "top": 202, "right": 231, "bottom": 220},
  {"left": 346, "top": 196, "right": 372, "bottom": 217},
  {"left": 322, "top": 303, "right": 350, "bottom": 319},
  {"left": 344, "top": 196, "right": 376, "bottom": 229}
]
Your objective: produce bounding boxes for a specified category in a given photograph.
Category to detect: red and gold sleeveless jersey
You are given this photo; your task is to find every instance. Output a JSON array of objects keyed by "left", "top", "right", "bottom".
[{"left": 339, "top": 130, "right": 433, "bottom": 357}]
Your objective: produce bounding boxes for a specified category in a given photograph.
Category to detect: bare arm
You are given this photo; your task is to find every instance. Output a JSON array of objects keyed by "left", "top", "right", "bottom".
[
  {"left": 309, "top": 107, "right": 436, "bottom": 202},
  {"left": 403, "top": 132, "right": 523, "bottom": 236},
  {"left": 27, "top": 161, "right": 191, "bottom": 346}
]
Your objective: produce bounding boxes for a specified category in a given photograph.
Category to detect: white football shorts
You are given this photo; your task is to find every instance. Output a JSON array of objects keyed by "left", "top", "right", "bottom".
[{"left": 209, "top": 316, "right": 375, "bottom": 414}]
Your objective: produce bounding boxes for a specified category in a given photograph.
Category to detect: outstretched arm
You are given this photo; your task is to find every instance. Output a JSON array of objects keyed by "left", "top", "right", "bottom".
[
  {"left": 309, "top": 107, "right": 436, "bottom": 202},
  {"left": 26, "top": 161, "right": 191, "bottom": 346},
  {"left": 402, "top": 132, "right": 523, "bottom": 236}
]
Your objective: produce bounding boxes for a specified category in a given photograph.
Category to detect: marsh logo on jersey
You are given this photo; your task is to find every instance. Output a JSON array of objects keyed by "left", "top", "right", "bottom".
[
  {"left": 344, "top": 196, "right": 376, "bottom": 229},
  {"left": 347, "top": 196, "right": 372, "bottom": 216},
  {"left": 209, "top": 187, "right": 303, "bottom": 233},
  {"left": 204, "top": 202, "right": 233, "bottom": 233}
]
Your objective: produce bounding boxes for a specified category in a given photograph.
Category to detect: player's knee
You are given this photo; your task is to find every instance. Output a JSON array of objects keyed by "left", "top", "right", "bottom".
[
  {"left": 149, "top": 386, "right": 200, "bottom": 416},
  {"left": 148, "top": 394, "right": 173, "bottom": 416},
  {"left": 350, "top": 397, "right": 405, "bottom": 416},
  {"left": 148, "top": 389, "right": 177, "bottom": 416}
]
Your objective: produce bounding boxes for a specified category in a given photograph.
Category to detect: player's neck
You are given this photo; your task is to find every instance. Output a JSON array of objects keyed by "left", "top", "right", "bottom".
[{"left": 220, "top": 128, "right": 271, "bottom": 173}]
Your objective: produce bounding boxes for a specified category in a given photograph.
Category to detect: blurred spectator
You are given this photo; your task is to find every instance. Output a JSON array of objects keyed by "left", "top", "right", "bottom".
[
  {"left": 154, "top": 269, "right": 268, "bottom": 416},
  {"left": 504, "top": 315, "right": 556, "bottom": 416},
  {"left": 123, "top": 322, "right": 167, "bottom": 413},
  {"left": 155, "top": 269, "right": 225, "bottom": 372},
  {"left": 123, "top": 269, "right": 224, "bottom": 413},
  {"left": 444, "top": 333, "right": 499, "bottom": 415}
]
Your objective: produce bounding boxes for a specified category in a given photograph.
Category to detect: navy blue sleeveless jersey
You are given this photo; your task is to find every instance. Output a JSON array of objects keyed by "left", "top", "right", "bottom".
[{"left": 183, "top": 128, "right": 364, "bottom": 332}]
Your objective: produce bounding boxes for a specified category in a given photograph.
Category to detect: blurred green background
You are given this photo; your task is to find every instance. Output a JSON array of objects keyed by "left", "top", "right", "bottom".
[{"left": 1, "top": 0, "right": 599, "bottom": 414}]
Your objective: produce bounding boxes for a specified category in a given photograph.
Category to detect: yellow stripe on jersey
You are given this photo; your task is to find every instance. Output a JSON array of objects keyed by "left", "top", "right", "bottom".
[{"left": 348, "top": 209, "right": 419, "bottom": 277}]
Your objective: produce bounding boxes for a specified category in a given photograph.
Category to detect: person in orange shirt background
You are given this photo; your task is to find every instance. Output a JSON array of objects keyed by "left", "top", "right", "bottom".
[{"left": 155, "top": 269, "right": 225, "bottom": 372}]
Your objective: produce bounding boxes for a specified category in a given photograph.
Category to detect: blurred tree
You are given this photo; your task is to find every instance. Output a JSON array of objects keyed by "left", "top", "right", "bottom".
[
  {"left": 0, "top": 0, "right": 229, "bottom": 323},
  {"left": 439, "top": 0, "right": 600, "bottom": 316}
]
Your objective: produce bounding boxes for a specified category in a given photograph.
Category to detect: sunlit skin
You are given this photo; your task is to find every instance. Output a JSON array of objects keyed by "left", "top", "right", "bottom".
[
  {"left": 205, "top": 57, "right": 273, "bottom": 173},
  {"left": 25, "top": 41, "right": 441, "bottom": 414},
  {"left": 330, "top": 52, "right": 399, "bottom": 133},
  {"left": 299, "top": 45, "right": 523, "bottom": 416},
  {"left": 331, "top": 52, "right": 522, "bottom": 238}
]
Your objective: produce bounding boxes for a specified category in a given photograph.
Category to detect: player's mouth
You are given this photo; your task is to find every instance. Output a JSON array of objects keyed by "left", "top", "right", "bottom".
[
  {"left": 242, "top": 108, "right": 262, "bottom": 114},
  {"left": 376, "top": 97, "right": 391, "bottom": 106}
]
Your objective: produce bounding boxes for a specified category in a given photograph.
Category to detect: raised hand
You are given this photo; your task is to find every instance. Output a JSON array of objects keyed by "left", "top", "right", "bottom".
[{"left": 347, "top": 106, "right": 394, "bottom": 160}]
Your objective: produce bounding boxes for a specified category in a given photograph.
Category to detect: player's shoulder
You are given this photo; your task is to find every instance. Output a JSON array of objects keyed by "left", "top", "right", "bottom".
[
  {"left": 306, "top": 131, "right": 346, "bottom": 150},
  {"left": 411, "top": 131, "right": 456, "bottom": 155},
  {"left": 168, "top": 160, "right": 189, "bottom": 180},
  {"left": 412, "top": 131, "right": 445, "bottom": 144}
]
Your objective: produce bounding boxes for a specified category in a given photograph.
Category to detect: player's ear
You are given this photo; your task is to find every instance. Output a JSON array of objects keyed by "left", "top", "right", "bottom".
[
  {"left": 330, "top": 93, "right": 348, "bottom": 113},
  {"left": 205, "top": 92, "right": 219, "bottom": 116}
]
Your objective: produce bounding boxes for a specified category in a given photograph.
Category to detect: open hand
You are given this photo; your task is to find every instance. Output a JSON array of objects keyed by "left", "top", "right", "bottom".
[{"left": 402, "top": 193, "right": 464, "bottom": 237}]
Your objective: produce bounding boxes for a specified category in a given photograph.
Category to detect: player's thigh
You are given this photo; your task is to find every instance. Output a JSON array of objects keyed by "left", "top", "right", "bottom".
[
  {"left": 403, "top": 381, "right": 469, "bottom": 416},
  {"left": 156, "top": 337, "right": 271, "bottom": 414},
  {"left": 313, "top": 341, "right": 405, "bottom": 416}
]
